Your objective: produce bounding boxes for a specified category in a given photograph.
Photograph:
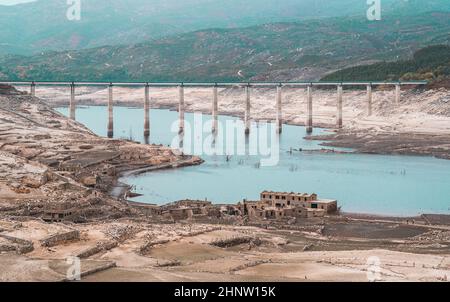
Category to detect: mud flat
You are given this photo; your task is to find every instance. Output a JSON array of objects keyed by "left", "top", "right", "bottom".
[
  {"left": 0, "top": 85, "right": 449, "bottom": 282},
  {"left": 307, "top": 131, "right": 450, "bottom": 160}
]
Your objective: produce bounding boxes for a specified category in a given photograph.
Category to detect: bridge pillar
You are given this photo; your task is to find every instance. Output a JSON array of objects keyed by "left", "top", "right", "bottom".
[
  {"left": 69, "top": 83, "right": 76, "bottom": 120},
  {"left": 306, "top": 85, "right": 313, "bottom": 134},
  {"left": 244, "top": 85, "right": 251, "bottom": 134},
  {"left": 144, "top": 84, "right": 150, "bottom": 138},
  {"left": 337, "top": 85, "right": 343, "bottom": 129},
  {"left": 212, "top": 85, "right": 218, "bottom": 133},
  {"left": 367, "top": 84, "right": 372, "bottom": 116},
  {"left": 30, "top": 82, "right": 36, "bottom": 97},
  {"left": 178, "top": 85, "right": 185, "bottom": 133},
  {"left": 107, "top": 84, "right": 114, "bottom": 138},
  {"left": 276, "top": 85, "right": 282, "bottom": 134},
  {"left": 395, "top": 83, "right": 401, "bottom": 104}
]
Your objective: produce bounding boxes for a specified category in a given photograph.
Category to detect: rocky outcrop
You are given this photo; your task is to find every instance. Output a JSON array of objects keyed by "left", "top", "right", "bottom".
[{"left": 0, "top": 85, "right": 24, "bottom": 96}]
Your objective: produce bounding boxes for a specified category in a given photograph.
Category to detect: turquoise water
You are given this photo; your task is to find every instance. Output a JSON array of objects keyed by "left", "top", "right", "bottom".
[{"left": 57, "top": 106, "right": 450, "bottom": 216}]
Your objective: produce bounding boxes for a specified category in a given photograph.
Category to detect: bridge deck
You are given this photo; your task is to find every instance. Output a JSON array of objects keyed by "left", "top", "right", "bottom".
[{"left": 0, "top": 81, "right": 427, "bottom": 87}]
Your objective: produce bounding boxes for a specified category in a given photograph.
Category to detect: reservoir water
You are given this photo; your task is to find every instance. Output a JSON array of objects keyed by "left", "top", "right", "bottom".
[{"left": 57, "top": 106, "right": 450, "bottom": 216}]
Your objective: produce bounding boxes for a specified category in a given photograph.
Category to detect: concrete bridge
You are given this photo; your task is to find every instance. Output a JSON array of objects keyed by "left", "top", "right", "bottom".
[{"left": 1, "top": 81, "right": 427, "bottom": 138}]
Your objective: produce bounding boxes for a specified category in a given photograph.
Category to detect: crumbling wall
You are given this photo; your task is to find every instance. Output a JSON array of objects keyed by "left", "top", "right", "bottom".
[
  {"left": 0, "top": 243, "right": 16, "bottom": 253},
  {"left": 210, "top": 236, "right": 259, "bottom": 248},
  {"left": 182, "top": 227, "right": 221, "bottom": 238},
  {"left": 0, "top": 234, "right": 34, "bottom": 254},
  {"left": 76, "top": 240, "right": 118, "bottom": 259},
  {"left": 103, "top": 224, "right": 142, "bottom": 243},
  {"left": 40, "top": 230, "right": 80, "bottom": 247},
  {"left": 139, "top": 239, "right": 170, "bottom": 255},
  {"left": 229, "top": 260, "right": 271, "bottom": 273},
  {"left": 60, "top": 261, "right": 117, "bottom": 282}
]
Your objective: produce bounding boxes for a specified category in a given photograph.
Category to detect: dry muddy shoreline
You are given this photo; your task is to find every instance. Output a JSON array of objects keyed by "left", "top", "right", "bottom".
[
  {"left": 307, "top": 131, "right": 450, "bottom": 160},
  {"left": 110, "top": 157, "right": 205, "bottom": 201}
]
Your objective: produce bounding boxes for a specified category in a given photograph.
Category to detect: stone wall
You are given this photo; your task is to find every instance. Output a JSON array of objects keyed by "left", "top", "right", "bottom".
[
  {"left": 76, "top": 240, "right": 118, "bottom": 259},
  {"left": 210, "top": 236, "right": 256, "bottom": 248},
  {"left": 139, "top": 239, "right": 170, "bottom": 255},
  {"left": 0, "top": 234, "right": 34, "bottom": 254},
  {"left": 40, "top": 230, "right": 80, "bottom": 247}
]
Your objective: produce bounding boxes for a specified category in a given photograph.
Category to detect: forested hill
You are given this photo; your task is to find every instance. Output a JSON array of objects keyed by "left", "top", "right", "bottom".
[
  {"left": 1, "top": 0, "right": 448, "bottom": 55},
  {"left": 0, "top": 12, "right": 449, "bottom": 82},
  {"left": 321, "top": 45, "right": 450, "bottom": 87}
]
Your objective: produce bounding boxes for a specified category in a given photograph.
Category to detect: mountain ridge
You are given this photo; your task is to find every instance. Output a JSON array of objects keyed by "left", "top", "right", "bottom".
[
  {"left": 0, "top": 0, "right": 449, "bottom": 55},
  {"left": 0, "top": 11, "right": 449, "bottom": 82}
]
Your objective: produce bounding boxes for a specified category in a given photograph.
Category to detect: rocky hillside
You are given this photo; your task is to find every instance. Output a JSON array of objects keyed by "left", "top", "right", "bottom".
[
  {"left": 0, "top": 84, "right": 24, "bottom": 95},
  {"left": 0, "top": 12, "right": 449, "bottom": 82}
]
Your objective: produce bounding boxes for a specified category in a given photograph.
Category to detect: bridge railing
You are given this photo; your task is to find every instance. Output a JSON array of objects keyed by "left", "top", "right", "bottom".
[{"left": 0, "top": 80, "right": 428, "bottom": 88}]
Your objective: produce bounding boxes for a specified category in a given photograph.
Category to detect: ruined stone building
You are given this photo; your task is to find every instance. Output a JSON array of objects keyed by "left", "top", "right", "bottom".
[
  {"left": 43, "top": 204, "right": 77, "bottom": 222},
  {"left": 161, "top": 200, "right": 220, "bottom": 221},
  {"left": 260, "top": 191, "right": 338, "bottom": 213},
  {"left": 137, "top": 193, "right": 337, "bottom": 222},
  {"left": 237, "top": 191, "right": 338, "bottom": 221}
]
